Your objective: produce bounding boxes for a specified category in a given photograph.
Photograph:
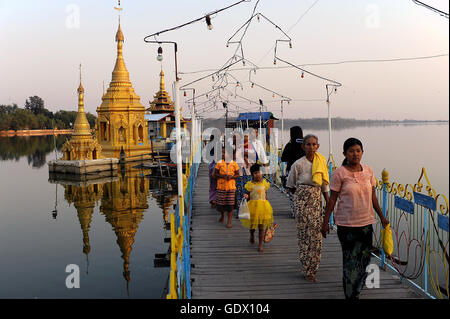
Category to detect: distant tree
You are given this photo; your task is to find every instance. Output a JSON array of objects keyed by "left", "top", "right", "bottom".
[
  {"left": 0, "top": 103, "right": 18, "bottom": 114},
  {"left": 0, "top": 114, "right": 11, "bottom": 130},
  {"left": 25, "top": 96, "right": 45, "bottom": 115},
  {"left": 1, "top": 98, "right": 96, "bottom": 131}
]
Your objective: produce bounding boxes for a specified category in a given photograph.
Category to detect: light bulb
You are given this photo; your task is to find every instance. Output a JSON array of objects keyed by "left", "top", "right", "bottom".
[
  {"left": 257, "top": 14, "right": 260, "bottom": 22},
  {"left": 157, "top": 46, "right": 163, "bottom": 62},
  {"left": 184, "top": 91, "right": 187, "bottom": 97},
  {"left": 301, "top": 72, "right": 304, "bottom": 78},
  {"left": 205, "top": 15, "right": 213, "bottom": 30},
  {"left": 273, "top": 59, "right": 277, "bottom": 65},
  {"left": 251, "top": 83, "right": 254, "bottom": 88},
  {"left": 289, "top": 42, "right": 292, "bottom": 49}
]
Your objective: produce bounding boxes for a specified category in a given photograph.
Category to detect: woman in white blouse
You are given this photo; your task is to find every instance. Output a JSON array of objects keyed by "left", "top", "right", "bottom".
[{"left": 286, "top": 134, "right": 330, "bottom": 282}]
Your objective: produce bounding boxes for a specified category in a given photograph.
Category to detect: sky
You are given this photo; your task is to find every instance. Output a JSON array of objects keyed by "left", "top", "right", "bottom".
[{"left": 1, "top": 0, "right": 448, "bottom": 120}]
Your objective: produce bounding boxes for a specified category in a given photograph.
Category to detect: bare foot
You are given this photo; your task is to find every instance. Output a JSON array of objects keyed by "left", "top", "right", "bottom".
[
  {"left": 250, "top": 236, "right": 255, "bottom": 244},
  {"left": 258, "top": 247, "right": 264, "bottom": 252},
  {"left": 218, "top": 217, "right": 224, "bottom": 223},
  {"left": 226, "top": 224, "right": 232, "bottom": 228}
]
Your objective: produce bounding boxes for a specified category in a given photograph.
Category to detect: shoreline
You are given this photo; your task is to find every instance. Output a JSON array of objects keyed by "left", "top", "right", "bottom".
[{"left": 0, "top": 129, "right": 74, "bottom": 137}]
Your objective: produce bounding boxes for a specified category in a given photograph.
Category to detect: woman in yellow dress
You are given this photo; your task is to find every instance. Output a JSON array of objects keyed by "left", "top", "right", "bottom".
[{"left": 242, "top": 164, "right": 274, "bottom": 252}]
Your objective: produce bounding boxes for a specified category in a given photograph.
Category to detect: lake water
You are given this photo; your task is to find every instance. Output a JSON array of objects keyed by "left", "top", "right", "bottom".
[
  {"left": 0, "top": 136, "right": 176, "bottom": 298},
  {"left": 279, "top": 123, "right": 449, "bottom": 196},
  {"left": 0, "top": 123, "right": 448, "bottom": 298}
]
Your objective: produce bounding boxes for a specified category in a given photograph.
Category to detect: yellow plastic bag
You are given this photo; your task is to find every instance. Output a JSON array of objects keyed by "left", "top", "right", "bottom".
[{"left": 381, "top": 223, "right": 393, "bottom": 256}]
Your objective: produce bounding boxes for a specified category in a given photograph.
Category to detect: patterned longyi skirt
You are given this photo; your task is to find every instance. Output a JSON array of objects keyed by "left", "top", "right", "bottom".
[
  {"left": 293, "top": 184, "right": 323, "bottom": 278},
  {"left": 216, "top": 189, "right": 236, "bottom": 212}
]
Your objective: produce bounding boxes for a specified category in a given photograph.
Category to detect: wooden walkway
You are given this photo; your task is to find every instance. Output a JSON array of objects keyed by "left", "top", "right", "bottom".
[{"left": 190, "top": 164, "right": 424, "bottom": 299}]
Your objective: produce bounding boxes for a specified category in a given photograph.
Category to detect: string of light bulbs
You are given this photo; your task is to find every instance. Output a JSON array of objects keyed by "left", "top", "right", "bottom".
[{"left": 143, "top": 0, "right": 252, "bottom": 40}]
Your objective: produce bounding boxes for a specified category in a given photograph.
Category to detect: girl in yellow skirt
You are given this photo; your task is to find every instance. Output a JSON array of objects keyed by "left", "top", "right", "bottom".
[{"left": 242, "top": 164, "right": 275, "bottom": 252}]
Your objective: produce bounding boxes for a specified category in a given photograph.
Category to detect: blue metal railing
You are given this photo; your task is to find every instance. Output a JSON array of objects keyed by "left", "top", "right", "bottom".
[{"left": 166, "top": 134, "right": 201, "bottom": 299}]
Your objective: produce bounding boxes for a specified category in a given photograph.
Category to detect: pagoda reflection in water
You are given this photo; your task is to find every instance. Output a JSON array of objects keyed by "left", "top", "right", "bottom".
[
  {"left": 63, "top": 180, "right": 104, "bottom": 274},
  {"left": 50, "top": 166, "right": 176, "bottom": 296},
  {"left": 100, "top": 169, "right": 149, "bottom": 295}
]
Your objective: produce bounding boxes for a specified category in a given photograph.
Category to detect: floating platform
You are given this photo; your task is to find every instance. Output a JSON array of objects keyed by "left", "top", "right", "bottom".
[{"left": 48, "top": 158, "right": 119, "bottom": 179}]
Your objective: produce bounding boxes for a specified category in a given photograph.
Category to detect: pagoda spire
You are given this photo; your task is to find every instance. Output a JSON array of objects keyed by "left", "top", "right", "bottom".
[
  {"left": 149, "top": 66, "right": 175, "bottom": 113},
  {"left": 111, "top": 1, "right": 130, "bottom": 86},
  {"left": 159, "top": 69, "right": 165, "bottom": 91},
  {"left": 72, "top": 64, "right": 91, "bottom": 136},
  {"left": 95, "top": 0, "right": 151, "bottom": 158}
]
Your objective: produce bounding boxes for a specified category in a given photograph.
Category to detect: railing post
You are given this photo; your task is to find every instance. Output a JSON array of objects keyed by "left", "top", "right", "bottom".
[
  {"left": 280, "top": 159, "right": 284, "bottom": 192},
  {"left": 381, "top": 169, "right": 389, "bottom": 270},
  {"left": 424, "top": 208, "right": 428, "bottom": 294},
  {"left": 328, "top": 161, "right": 334, "bottom": 227}
]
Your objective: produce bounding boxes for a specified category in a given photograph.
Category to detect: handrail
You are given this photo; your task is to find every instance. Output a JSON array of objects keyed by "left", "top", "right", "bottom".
[
  {"left": 372, "top": 168, "right": 449, "bottom": 299},
  {"left": 275, "top": 155, "right": 448, "bottom": 299},
  {"left": 166, "top": 120, "right": 202, "bottom": 299}
]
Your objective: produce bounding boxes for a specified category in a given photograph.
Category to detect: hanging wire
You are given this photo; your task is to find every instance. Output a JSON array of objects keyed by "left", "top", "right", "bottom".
[
  {"left": 184, "top": 1, "right": 295, "bottom": 117},
  {"left": 143, "top": 0, "right": 252, "bottom": 40},
  {"left": 256, "top": 0, "right": 321, "bottom": 64},
  {"left": 412, "top": 0, "right": 449, "bottom": 18},
  {"left": 247, "top": 68, "right": 291, "bottom": 102},
  {"left": 274, "top": 40, "right": 342, "bottom": 87}
]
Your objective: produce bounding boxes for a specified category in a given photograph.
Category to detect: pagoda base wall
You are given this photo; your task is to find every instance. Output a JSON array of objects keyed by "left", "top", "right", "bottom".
[
  {"left": 48, "top": 158, "right": 119, "bottom": 176},
  {"left": 100, "top": 144, "right": 152, "bottom": 162}
]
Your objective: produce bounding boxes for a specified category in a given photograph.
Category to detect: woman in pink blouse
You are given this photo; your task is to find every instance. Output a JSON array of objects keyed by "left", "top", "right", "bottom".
[{"left": 321, "top": 138, "right": 389, "bottom": 299}]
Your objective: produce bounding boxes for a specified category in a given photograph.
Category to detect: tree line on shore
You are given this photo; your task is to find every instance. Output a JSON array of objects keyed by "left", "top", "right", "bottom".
[{"left": 0, "top": 96, "right": 97, "bottom": 131}]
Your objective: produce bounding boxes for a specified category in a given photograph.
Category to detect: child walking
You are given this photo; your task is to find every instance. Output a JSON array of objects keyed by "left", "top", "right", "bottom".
[{"left": 241, "top": 164, "right": 275, "bottom": 252}]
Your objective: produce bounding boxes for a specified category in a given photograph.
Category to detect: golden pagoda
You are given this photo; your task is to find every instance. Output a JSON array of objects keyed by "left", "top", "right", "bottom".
[
  {"left": 100, "top": 168, "right": 150, "bottom": 294},
  {"left": 96, "top": 7, "right": 151, "bottom": 159},
  {"left": 61, "top": 67, "right": 102, "bottom": 161},
  {"left": 147, "top": 69, "right": 189, "bottom": 138}
]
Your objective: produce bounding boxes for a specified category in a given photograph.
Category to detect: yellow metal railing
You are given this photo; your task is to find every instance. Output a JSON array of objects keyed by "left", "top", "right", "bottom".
[
  {"left": 166, "top": 128, "right": 202, "bottom": 299},
  {"left": 374, "top": 167, "right": 448, "bottom": 299}
]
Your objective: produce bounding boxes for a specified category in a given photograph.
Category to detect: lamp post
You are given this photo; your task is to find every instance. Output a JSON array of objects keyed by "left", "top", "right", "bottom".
[
  {"left": 184, "top": 88, "right": 196, "bottom": 163},
  {"left": 280, "top": 99, "right": 290, "bottom": 150},
  {"left": 325, "top": 84, "right": 338, "bottom": 171},
  {"left": 222, "top": 101, "right": 228, "bottom": 130},
  {"left": 326, "top": 84, "right": 339, "bottom": 227},
  {"left": 145, "top": 40, "right": 184, "bottom": 217},
  {"left": 258, "top": 99, "right": 263, "bottom": 132}
]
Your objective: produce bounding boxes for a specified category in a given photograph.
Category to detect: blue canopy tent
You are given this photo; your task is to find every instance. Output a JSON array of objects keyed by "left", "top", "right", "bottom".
[
  {"left": 235, "top": 112, "right": 278, "bottom": 131},
  {"left": 236, "top": 112, "right": 275, "bottom": 122}
]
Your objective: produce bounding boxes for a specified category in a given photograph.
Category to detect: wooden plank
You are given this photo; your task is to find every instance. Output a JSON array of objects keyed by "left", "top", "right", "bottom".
[{"left": 190, "top": 164, "right": 424, "bottom": 299}]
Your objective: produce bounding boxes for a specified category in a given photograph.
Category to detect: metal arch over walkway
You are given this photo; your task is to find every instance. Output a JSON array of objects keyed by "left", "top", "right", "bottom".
[{"left": 189, "top": 164, "right": 424, "bottom": 299}]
